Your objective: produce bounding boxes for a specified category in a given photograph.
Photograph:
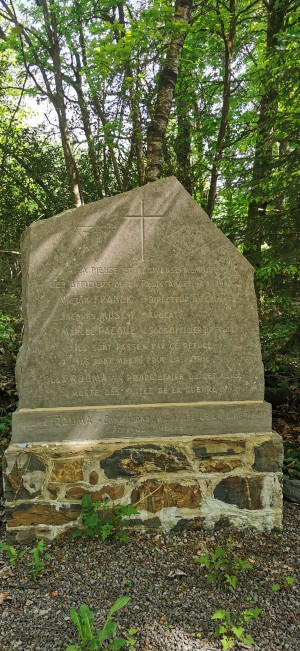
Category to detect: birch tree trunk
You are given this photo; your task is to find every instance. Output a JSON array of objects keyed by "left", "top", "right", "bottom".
[{"left": 145, "top": 0, "right": 193, "bottom": 184}]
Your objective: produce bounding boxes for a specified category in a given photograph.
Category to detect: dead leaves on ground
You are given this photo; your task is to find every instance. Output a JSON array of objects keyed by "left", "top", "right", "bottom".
[{"left": 0, "top": 592, "right": 13, "bottom": 604}]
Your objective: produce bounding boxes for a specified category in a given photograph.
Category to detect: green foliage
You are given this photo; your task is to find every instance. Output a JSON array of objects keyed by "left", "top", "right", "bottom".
[
  {"left": 0, "top": 542, "right": 25, "bottom": 566},
  {"left": 211, "top": 607, "right": 261, "bottom": 650},
  {"left": 195, "top": 536, "right": 253, "bottom": 591},
  {"left": 28, "top": 539, "right": 51, "bottom": 580},
  {"left": 65, "top": 597, "right": 137, "bottom": 651},
  {"left": 72, "top": 494, "right": 138, "bottom": 542},
  {"left": 0, "top": 413, "right": 12, "bottom": 436},
  {"left": 283, "top": 448, "right": 300, "bottom": 481},
  {"left": 272, "top": 576, "right": 296, "bottom": 592},
  {"left": 0, "top": 0, "right": 299, "bottom": 390},
  {"left": 0, "top": 311, "right": 18, "bottom": 353}
]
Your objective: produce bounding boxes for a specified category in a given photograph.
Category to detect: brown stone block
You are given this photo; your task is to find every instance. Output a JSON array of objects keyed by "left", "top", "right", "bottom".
[
  {"left": 100, "top": 444, "right": 190, "bottom": 478},
  {"left": 214, "top": 476, "right": 263, "bottom": 510},
  {"left": 47, "top": 484, "right": 61, "bottom": 500},
  {"left": 193, "top": 439, "right": 245, "bottom": 459},
  {"left": 65, "top": 485, "right": 124, "bottom": 501},
  {"left": 3, "top": 451, "right": 47, "bottom": 501},
  {"left": 199, "top": 459, "right": 241, "bottom": 473},
  {"left": 131, "top": 480, "right": 201, "bottom": 512},
  {"left": 50, "top": 459, "right": 83, "bottom": 482},
  {"left": 253, "top": 434, "right": 284, "bottom": 472},
  {"left": 89, "top": 471, "right": 99, "bottom": 485},
  {"left": 6, "top": 503, "right": 81, "bottom": 527}
]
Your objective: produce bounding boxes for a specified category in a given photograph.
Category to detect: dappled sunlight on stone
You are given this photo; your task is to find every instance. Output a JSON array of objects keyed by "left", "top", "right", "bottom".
[{"left": 4, "top": 177, "right": 283, "bottom": 541}]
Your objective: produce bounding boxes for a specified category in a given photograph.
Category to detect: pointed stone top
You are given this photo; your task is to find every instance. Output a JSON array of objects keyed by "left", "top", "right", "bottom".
[{"left": 13, "top": 175, "right": 270, "bottom": 442}]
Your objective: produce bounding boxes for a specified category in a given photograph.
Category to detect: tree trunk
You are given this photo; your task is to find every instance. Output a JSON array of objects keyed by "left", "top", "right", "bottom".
[
  {"left": 117, "top": 4, "right": 145, "bottom": 186},
  {"left": 206, "top": 0, "right": 236, "bottom": 218},
  {"left": 244, "top": 0, "right": 289, "bottom": 266},
  {"left": 72, "top": 51, "right": 104, "bottom": 199},
  {"left": 0, "top": 0, "right": 83, "bottom": 207},
  {"left": 77, "top": 22, "right": 123, "bottom": 193},
  {"left": 175, "top": 73, "right": 192, "bottom": 194},
  {"left": 39, "top": 0, "right": 83, "bottom": 207},
  {"left": 145, "top": 0, "right": 193, "bottom": 183},
  {"left": 129, "top": 79, "right": 145, "bottom": 187}
]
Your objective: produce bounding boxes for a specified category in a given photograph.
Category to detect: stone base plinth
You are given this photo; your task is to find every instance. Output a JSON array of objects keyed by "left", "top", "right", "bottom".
[{"left": 3, "top": 432, "right": 283, "bottom": 543}]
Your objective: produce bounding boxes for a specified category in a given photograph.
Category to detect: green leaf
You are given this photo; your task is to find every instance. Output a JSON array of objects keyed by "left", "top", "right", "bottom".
[
  {"left": 102, "top": 620, "right": 117, "bottom": 638},
  {"left": 225, "top": 574, "right": 237, "bottom": 590},
  {"left": 195, "top": 553, "right": 210, "bottom": 568},
  {"left": 244, "top": 634, "right": 254, "bottom": 645},
  {"left": 70, "top": 608, "right": 84, "bottom": 640},
  {"left": 100, "top": 523, "right": 113, "bottom": 541},
  {"left": 221, "top": 636, "right": 234, "bottom": 651},
  {"left": 108, "top": 637, "right": 128, "bottom": 649},
  {"left": 242, "top": 608, "right": 261, "bottom": 621},
  {"left": 285, "top": 576, "right": 296, "bottom": 586},
  {"left": 212, "top": 609, "right": 229, "bottom": 620},
  {"left": 212, "top": 546, "right": 225, "bottom": 561},
  {"left": 231, "top": 625, "right": 244, "bottom": 639},
  {"left": 218, "top": 625, "right": 227, "bottom": 634},
  {"left": 272, "top": 582, "right": 281, "bottom": 591},
  {"left": 107, "top": 596, "right": 130, "bottom": 620},
  {"left": 79, "top": 604, "right": 94, "bottom": 641},
  {"left": 118, "top": 505, "right": 138, "bottom": 516},
  {"left": 207, "top": 571, "right": 216, "bottom": 584}
]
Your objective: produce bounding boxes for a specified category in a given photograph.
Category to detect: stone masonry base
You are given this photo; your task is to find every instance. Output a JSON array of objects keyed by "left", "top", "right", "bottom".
[{"left": 3, "top": 432, "right": 283, "bottom": 543}]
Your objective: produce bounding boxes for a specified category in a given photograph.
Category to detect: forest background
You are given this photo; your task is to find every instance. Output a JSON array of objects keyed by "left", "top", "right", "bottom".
[{"left": 0, "top": 0, "right": 299, "bottom": 453}]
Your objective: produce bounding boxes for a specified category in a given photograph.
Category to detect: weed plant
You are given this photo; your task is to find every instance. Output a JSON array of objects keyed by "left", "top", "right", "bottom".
[
  {"left": 195, "top": 536, "right": 253, "bottom": 590},
  {"left": 0, "top": 542, "right": 25, "bottom": 566},
  {"left": 28, "top": 539, "right": 51, "bottom": 580},
  {"left": 211, "top": 607, "right": 261, "bottom": 650},
  {"left": 272, "top": 576, "right": 296, "bottom": 591},
  {"left": 73, "top": 494, "right": 138, "bottom": 542},
  {"left": 65, "top": 596, "right": 137, "bottom": 650}
]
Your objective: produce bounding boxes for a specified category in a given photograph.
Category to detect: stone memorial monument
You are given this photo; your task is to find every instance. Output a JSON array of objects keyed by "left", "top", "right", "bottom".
[{"left": 3, "top": 177, "right": 283, "bottom": 541}]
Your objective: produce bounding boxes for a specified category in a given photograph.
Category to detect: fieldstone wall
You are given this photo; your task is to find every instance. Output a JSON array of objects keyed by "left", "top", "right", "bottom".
[{"left": 3, "top": 432, "right": 283, "bottom": 543}]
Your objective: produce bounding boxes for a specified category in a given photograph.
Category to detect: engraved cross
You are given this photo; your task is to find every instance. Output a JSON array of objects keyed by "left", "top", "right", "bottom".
[{"left": 125, "top": 199, "right": 163, "bottom": 262}]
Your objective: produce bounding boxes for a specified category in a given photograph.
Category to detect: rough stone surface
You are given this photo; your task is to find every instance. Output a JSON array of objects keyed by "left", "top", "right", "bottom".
[
  {"left": 89, "top": 471, "right": 99, "bottom": 485},
  {"left": 12, "top": 402, "right": 272, "bottom": 441},
  {"left": 4, "top": 433, "right": 283, "bottom": 539},
  {"left": 253, "top": 433, "right": 284, "bottom": 471},
  {"left": 193, "top": 439, "right": 245, "bottom": 458},
  {"left": 50, "top": 459, "right": 84, "bottom": 482},
  {"left": 12, "top": 176, "right": 271, "bottom": 441},
  {"left": 100, "top": 444, "right": 190, "bottom": 478},
  {"left": 198, "top": 458, "right": 241, "bottom": 473},
  {"left": 4, "top": 178, "right": 283, "bottom": 535},
  {"left": 282, "top": 479, "right": 300, "bottom": 503},
  {"left": 214, "top": 476, "right": 264, "bottom": 510},
  {"left": 65, "top": 484, "right": 124, "bottom": 501},
  {"left": 3, "top": 452, "right": 47, "bottom": 500},
  {"left": 6, "top": 503, "right": 81, "bottom": 527},
  {"left": 131, "top": 479, "right": 202, "bottom": 512}
]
